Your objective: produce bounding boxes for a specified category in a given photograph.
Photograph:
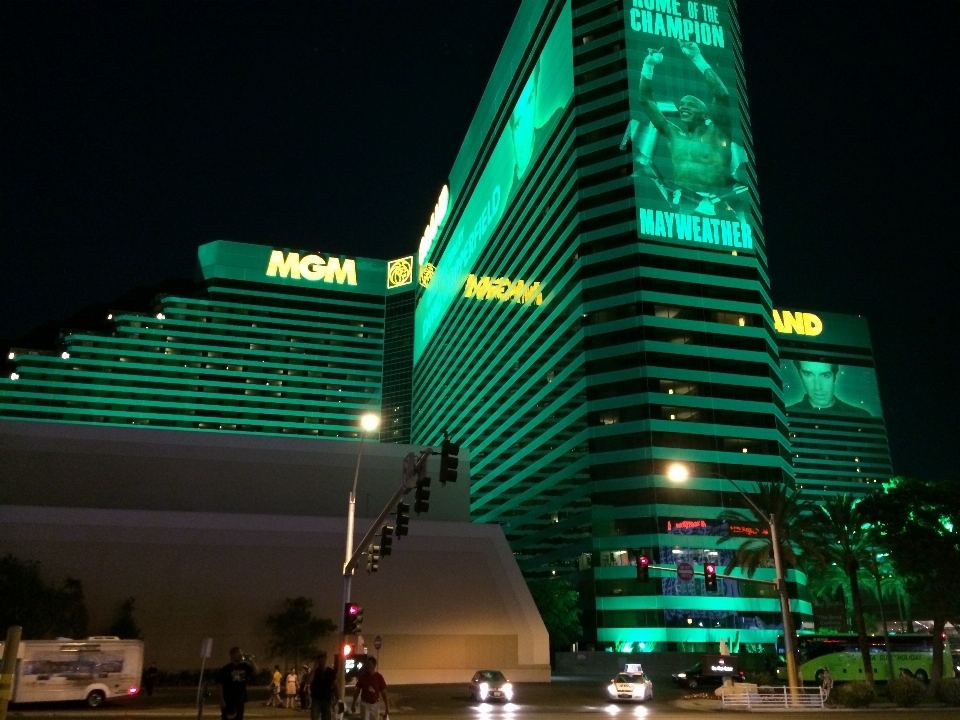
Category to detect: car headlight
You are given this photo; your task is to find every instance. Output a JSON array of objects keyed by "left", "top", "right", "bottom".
[
  {"left": 479, "top": 682, "right": 489, "bottom": 700},
  {"left": 608, "top": 683, "right": 617, "bottom": 696},
  {"left": 677, "top": 673, "right": 686, "bottom": 678},
  {"left": 502, "top": 683, "right": 513, "bottom": 700}
]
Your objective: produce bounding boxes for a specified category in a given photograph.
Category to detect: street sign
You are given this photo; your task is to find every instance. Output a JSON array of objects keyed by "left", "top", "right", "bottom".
[
  {"left": 677, "top": 562, "right": 694, "bottom": 581},
  {"left": 374, "top": 635, "right": 382, "bottom": 650}
]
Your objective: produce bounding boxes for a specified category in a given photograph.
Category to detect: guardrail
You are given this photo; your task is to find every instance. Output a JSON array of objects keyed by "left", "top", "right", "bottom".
[{"left": 721, "top": 686, "right": 825, "bottom": 709}]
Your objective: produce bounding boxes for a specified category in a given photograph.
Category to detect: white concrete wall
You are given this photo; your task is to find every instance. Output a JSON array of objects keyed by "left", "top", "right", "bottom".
[
  {"left": 0, "top": 419, "right": 469, "bottom": 521},
  {"left": 0, "top": 505, "right": 550, "bottom": 684}
]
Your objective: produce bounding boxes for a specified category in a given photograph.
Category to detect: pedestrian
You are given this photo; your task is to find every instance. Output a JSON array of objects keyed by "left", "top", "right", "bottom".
[
  {"left": 265, "top": 665, "right": 282, "bottom": 707},
  {"left": 351, "top": 657, "right": 389, "bottom": 720},
  {"left": 216, "top": 647, "right": 257, "bottom": 720},
  {"left": 820, "top": 667, "right": 833, "bottom": 702},
  {"left": 310, "top": 652, "right": 338, "bottom": 720},
  {"left": 144, "top": 661, "right": 159, "bottom": 697},
  {"left": 285, "top": 668, "right": 299, "bottom": 709},
  {"left": 299, "top": 664, "right": 312, "bottom": 710}
]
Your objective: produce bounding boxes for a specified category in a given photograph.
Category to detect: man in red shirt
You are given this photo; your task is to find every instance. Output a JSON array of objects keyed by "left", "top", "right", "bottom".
[{"left": 351, "top": 658, "right": 389, "bottom": 720}]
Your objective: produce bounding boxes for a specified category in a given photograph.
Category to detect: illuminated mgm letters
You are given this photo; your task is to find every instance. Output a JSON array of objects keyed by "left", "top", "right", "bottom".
[
  {"left": 265, "top": 250, "right": 357, "bottom": 286},
  {"left": 773, "top": 310, "right": 823, "bottom": 336},
  {"left": 463, "top": 274, "right": 543, "bottom": 306}
]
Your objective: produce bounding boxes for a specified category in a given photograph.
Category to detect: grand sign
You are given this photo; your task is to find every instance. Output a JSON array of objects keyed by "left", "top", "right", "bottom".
[{"left": 773, "top": 310, "right": 822, "bottom": 336}]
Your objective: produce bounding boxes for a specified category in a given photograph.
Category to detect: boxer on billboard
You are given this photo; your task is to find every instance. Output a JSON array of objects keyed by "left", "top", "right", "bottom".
[{"left": 623, "top": 39, "right": 748, "bottom": 220}]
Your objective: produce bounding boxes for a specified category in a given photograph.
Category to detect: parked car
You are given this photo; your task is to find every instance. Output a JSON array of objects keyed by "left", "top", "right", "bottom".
[
  {"left": 672, "top": 662, "right": 744, "bottom": 689},
  {"left": 469, "top": 670, "right": 513, "bottom": 702},
  {"left": 606, "top": 670, "right": 653, "bottom": 702}
]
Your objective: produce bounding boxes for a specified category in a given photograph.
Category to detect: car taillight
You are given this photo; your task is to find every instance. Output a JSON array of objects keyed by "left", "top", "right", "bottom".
[{"left": 129, "top": 687, "right": 138, "bottom": 694}]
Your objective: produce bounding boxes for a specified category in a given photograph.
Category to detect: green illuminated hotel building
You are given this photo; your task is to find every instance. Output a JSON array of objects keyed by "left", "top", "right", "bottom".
[
  {"left": 774, "top": 309, "right": 893, "bottom": 500},
  {"left": 2, "top": 241, "right": 417, "bottom": 443},
  {"left": 0, "top": 0, "right": 897, "bottom": 653},
  {"left": 411, "top": 0, "right": 802, "bottom": 651}
]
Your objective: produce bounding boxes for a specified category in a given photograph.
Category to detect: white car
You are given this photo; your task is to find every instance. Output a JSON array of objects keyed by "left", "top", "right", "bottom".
[{"left": 607, "top": 670, "right": 653, "bottom": 702}]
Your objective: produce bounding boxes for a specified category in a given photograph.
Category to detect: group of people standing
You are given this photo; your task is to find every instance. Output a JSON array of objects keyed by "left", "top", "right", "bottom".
[
  {"left": 216, "top": 646, "right": 388, "bottom": 720},
  {"left": 262, "top": 652, "right": 340, "bottom": 717}
]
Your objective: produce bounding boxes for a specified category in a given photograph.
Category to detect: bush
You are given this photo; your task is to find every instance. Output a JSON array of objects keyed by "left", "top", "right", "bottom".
[
  {"left": 935, "top": 678, "right": 960, "bottom": 707},
  {"left": 836, "top": 681, "right": 875, "bottom": 708},
  {"left": 887, "top": 677, "right": 926, "bottom": 707},
  {"left": 743, "top": 671, "right": 773, "bottom": 686}
]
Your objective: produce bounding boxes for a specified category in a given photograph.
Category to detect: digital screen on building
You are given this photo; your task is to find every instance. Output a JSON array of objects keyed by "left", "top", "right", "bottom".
[
  {"left": 781, "top": 360, "right": 883, "bottom": 418},
  {"left": 414, "top": 1, "right": 574, "bottom": 360},
  {"left": 622, "top": 0, "right": 754, "bottom": 253}
]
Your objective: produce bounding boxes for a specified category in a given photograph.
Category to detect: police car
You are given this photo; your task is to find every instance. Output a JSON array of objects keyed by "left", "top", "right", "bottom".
[{"left": 606, "top": 664, "right": 653, "bottom": 702}]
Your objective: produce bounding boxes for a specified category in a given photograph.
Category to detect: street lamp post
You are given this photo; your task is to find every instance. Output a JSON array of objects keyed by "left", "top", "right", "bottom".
[
  {"left": 667, "top": 463, "right": 800, "bottom": 702},
  {"left": 337, "top": 412, "right": 380, "bottom": 702}
]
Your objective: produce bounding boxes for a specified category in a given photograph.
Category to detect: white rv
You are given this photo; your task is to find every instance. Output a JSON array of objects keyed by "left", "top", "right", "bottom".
[{"left": 0, "top": 637, "right": 143, "bottom": 707}]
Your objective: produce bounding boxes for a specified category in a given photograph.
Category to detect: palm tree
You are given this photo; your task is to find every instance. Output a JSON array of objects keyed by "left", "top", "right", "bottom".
[
  {"left": 717, "top": 484, "right": 821, "bottom": 575},
  {"left": 813, "top": 495, "right": 875, "bottom": 684},
  {"left": 718, "top": 483, "right": 820, "bottom": 683}
]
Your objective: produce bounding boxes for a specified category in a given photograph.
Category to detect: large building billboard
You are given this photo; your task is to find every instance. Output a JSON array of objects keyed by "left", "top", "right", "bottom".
[
  {"left": 414, "top": 1, "right": 573, "bottom": 360},
  {"left": 774, "top": 309, "right": 884, "bottom": 418},
  {"left": 781, "top": 361, "right": 883, "bottom": 418},
  {"left": 622, "top": 0, "right": 754, "bottom": 253}
]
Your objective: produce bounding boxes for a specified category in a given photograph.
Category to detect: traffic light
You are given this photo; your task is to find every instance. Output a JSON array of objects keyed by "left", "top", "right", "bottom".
[
  {"left": 380, "top": 524, "right": 394, "bottom": 556},
  {"left": 439, "top": 437, "right": 460, "bottom": 485},
  {"left": 366, "top": 543, "right": 380, "bottom": 573},
  {"left": 341, "top": 642, "right": 354, "bottom": 659},
  {"left": 637, "top": 553, "right": 650, "bottom": 582},
  {"left": 704, "top": 563, "right": 717, "bottom": 592},
  {"left": 414, "top": 474, "right": 431, "bottom": 514},
  {"left": 344, "top": 603, "right": 362, "bottom": 634},
  {"left": 395, "top": 502, "right": 409, "bottom": 538}
]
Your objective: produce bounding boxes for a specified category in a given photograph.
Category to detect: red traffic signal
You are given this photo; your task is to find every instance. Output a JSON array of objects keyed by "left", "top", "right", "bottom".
[
  {"left": 344, "top": 603, "right": 362, "bottom": 633},
  {"left": 636, "top": 553, "right": 650, "bottom": 582},
  {"left": 704, "top": 563, "right": 718, "bottom": 592},
  {"left": 342, "top": 643, "right": 354, "bottom": 658}
]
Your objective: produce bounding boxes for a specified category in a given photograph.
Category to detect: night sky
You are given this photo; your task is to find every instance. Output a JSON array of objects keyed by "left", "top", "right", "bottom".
[{"left": 1, "top": 1, "right": 956, "bottom": 479}]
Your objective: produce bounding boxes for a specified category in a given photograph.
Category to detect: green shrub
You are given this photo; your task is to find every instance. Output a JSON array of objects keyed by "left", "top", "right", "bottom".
[
  {"left": 887, "top": 677, "right": 926, "bottom": 707},
  {"left": 836, "top": 681, "right": 875, "bottom": 708},
  {"left": 743, "top": 671, "right": 773, "bottom": 686},
  {"left": 935, "top": 678, "right": 960, "bottom": 707}
]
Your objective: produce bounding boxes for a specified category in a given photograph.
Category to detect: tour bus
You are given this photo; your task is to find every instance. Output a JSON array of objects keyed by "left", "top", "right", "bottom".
[
  {"left": 0, "top": 637, "right": 143, "bottom": 707},
  {"left": 777, "top": 633, "right": 956, "bottom": 683}
]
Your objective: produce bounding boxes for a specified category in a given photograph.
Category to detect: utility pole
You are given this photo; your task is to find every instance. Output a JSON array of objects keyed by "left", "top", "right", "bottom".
[{"left": 336, "top": 442, "right": 439, "bottom": 701}]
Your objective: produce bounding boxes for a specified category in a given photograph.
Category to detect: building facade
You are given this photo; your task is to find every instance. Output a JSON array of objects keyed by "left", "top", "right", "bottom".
[
  {"left": 774, "top": 308, "right": 893, "bottom": 500},
  {"left": 0, "top": 1, "right": 898, "bottom": 658},
  {"left": 2, "top": 241, "right": 416, "bottom": 443},
  {"left": 410, "top": 0, "right": 808, "bottom": 651}
]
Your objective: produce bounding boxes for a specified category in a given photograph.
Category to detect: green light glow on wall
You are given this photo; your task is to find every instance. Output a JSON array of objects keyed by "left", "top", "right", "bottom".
[{"left": 414, "top": 1, "right": 573, "bottom": 360}]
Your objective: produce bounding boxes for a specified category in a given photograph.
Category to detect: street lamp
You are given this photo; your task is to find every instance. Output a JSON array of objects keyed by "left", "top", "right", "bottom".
[
  {"left": 338, "top": 412, "right": 380, "bottom": 699},
  {"left": 667, "top": 463, "right": 800, "bottom": 701}
]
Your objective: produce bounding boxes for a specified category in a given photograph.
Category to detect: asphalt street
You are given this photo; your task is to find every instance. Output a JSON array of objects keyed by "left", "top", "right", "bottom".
[{"left": 6, "top": 680, "right": 960, "bottom": 718}]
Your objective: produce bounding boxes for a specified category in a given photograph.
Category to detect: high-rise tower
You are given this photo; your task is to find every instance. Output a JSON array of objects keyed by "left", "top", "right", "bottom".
[{"left": 412, "top": 0, "right": 806, "bottom": 650}]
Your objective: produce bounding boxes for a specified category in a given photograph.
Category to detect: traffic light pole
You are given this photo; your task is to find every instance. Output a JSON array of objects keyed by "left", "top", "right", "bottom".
[
  {"left": 337, "top": 432, "right": 370, "bottom": 705},
  {"left": 337, "top": 449, "right": 431, "bottom": 703}
]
